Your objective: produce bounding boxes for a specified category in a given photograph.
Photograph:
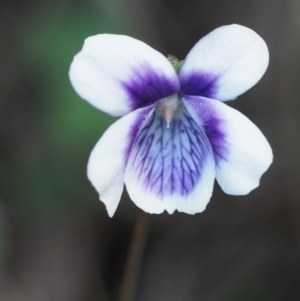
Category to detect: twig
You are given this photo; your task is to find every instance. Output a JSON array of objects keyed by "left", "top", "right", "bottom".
[{"left": 117, "top": 210, "right": 151, "bottom": 301}]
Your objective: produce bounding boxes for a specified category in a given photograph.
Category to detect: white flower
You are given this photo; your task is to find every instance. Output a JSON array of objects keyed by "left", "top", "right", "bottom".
[{"left": 69, "top": 24, "right": 273, "bottom": 217}]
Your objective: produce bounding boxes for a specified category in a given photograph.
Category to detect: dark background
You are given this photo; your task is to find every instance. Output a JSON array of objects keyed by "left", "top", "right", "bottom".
[{"left": 1, "top": 0, "right": 300, "bottom": 300}]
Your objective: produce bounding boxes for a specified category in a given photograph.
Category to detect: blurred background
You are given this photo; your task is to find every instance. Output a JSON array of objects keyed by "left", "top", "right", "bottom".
[{"left": 1, "top": 0, "right": 300, "bottom": 300}]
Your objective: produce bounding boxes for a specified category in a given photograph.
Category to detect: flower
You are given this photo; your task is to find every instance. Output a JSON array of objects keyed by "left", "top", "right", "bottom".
[{"left": 69, "top": 24, "right": 272, "bottom": 217}]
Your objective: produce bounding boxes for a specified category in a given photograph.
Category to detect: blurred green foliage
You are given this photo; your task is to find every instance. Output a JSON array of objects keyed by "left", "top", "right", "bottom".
[{"left": 12, "top": 3, "right": 123, "bottom": 212}]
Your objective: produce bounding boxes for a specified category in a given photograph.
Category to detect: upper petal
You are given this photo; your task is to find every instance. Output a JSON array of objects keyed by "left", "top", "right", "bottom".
[
  {"left": 179, "top": 24, "right": 269, "bottom": 101},
  {"left": 69, "top": 34, "right": 180, "bottom": 116},
  {"left": 124, "top": 103, "right": 216, "bottom": 214},
  {"left": 183, "top": 96, "right": 273, "bottom": 195},
  {"left": 87, "top": 105, "right": 154, "bottom": 217}
]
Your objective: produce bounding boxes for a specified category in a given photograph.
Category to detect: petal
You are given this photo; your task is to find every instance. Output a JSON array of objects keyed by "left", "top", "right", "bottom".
[
  {"left": 179, "top": 24, "right": 269, "bottom": 101},
  {"left": 87, "top": 105, "right": 154, "bottom": 217},
  {"left": 183, "top": 96, "right": 273, "bottom": 195},
  {"left": 124, "top": 103, "right": 216, "bottom": 214},
  {"left": 69, "top": 34, "right": 180, "bottom": 116}
]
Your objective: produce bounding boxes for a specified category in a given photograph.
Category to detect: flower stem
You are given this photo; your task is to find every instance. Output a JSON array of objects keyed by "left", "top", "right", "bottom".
[{"left": 117, "top": 210, "right": 150, "bottom": 301}]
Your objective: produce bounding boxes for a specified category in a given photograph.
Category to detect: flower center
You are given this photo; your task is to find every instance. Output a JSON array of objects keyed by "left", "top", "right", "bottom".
[{"left": 159, "top": 94, "right": 181, "bottom": 128}]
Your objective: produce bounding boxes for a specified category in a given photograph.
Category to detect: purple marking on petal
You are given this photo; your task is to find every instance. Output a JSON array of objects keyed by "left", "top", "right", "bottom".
[
  {"left": 122, "top": 63, "right": 180, "bottom": 110},
  {"left": 203, "top": 110, "right": 227, "bottom": 164},
  {"left": 179, "top": 72, "right": 219, "bottom": 98},
  {"left": 182, "top": 96, "right": 228, "bottom": 166},
  {"left": 126, "top": 105, "right": 213, "bottom": 198},
  {"left": 124, "top": 105, "right": 155, "bottom": 162}
]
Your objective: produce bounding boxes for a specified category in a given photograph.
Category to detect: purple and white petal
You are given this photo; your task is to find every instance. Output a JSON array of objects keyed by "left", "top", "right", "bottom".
[
  {"left": 124, "top": 103, "right": 216, "bottom": 214},
  {"left": 69, "top": 34, "right": 180, "bottom": 116},
  {"left": 183, "top": 96, "right": 273, "bottom": 195},
  {"left": 179, "top": 24, "right": 269, "bottom": 101},
  {"left": 87, "top": 105, "right": 154, "bottom": 217}
]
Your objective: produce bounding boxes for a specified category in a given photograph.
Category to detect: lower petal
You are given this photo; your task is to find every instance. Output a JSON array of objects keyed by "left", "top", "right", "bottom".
[
  {"left": 183, "top": 96, "right": 273, "bottom": 195},
  {"left": 87, "top": 105, "right": 154, "bottom": 217},
  {"left": 124, "top": 104, "right": 216, "bottom": 214}
]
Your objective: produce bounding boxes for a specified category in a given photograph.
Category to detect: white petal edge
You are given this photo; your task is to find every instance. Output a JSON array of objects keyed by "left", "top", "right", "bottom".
[
  {"left": 179, "top": 24, "right": 269, "bottom": 101},
  {"left": 69, "top": 34, "right": 179, "bottom": 116},
  {"left": 184, "top": 96, "right": 273, "bottom": 195},
  {"left": 125, "top": 150, "right": 216, "bottom": 215},
  {"left": 87, "top": 105, "right": 154, "bottom": 217},
  {"left": 178, "top": 153, "right": 216, "bottom": 214},
  {"left": 124, "top": 106, "right": 216, "bottom": 214}
]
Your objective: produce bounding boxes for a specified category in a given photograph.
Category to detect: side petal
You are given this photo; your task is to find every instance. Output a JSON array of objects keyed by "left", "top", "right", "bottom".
[
  {"left": 87, "top": 105, "right": 154, "bottom": 217},
  {"left": 179, "top": 24, "right": 269, "bottom": 101},
  {"left": 69, "top": 34, "right": 180, "bottom": 116},
  {"left": 183, "top": 96, "right": 273, "bottom": 195},
  {"left": 124, "top": 104, "right": 216, "bottom": 214}
]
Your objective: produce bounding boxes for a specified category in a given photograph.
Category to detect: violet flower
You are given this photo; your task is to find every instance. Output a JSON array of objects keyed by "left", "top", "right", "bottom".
[{"left": 69, "top": 24, "right": 272, "bottom": 217}]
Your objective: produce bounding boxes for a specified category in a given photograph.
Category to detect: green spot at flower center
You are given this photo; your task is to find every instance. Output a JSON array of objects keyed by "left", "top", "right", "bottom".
[{"left": 167, "top": 54, "right": 183, "bottom": 73}]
